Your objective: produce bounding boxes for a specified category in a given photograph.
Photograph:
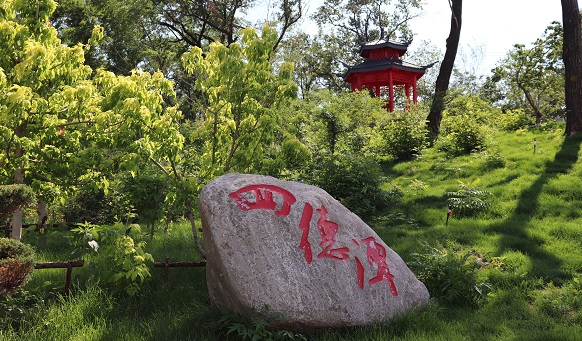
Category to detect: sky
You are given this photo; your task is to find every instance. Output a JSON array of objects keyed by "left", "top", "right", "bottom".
[{"left": 252, "top": 0, "right": 564, "bottom": 76}]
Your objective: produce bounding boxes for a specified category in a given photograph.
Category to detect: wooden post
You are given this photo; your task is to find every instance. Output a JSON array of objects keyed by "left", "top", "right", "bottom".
[
  {"left": 164, "top": 256, "right": 170, "bottom": 282},
  {"left": 34, "top": 260, "right": 84, "bottom": 296},
  {"left": 153, "top": 258, "right": 207, "bottom": 282}
]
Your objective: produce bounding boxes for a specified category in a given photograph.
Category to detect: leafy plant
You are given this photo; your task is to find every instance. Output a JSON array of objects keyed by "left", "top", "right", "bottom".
[
  {"left": 301, "top": 153, "right": 395, "bottom": 216},
  {"left": 409, "top": 241, "right": 492, "bottom": 307},
  {"left": 0, "top": 288, "right": 41, "bottom": 330},
  {"left": 0, "top": 238, "right": 35, "bottom": 296},
  {"left": 447, "top": 180, "right": 492, "bottom": 217},
  {"left": 211, "top": 306, "right": 306, "bottom": 341},
  {"left": 495, "top": 109, "right": 534, "bottom": 131},
  {"left": 0, "top": 184, "right": 35, "bottom": 222},
  {"left": 62, "top": 185, "right": 135, "bottom": 225},
  {"left": 533, "top": 275, "right": 582, "bottom": 319},
  {"left": 71, "top": 223, "right": 153, "bottom": 296},
  {"left": 372, "top": 108, "right": 428, "bottom": 160}
]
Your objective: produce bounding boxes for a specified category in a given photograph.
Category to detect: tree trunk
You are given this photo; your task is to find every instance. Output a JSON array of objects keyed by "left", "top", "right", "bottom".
[
  {"left": 36, "top": 200, "right": 48, "bottom": 249},
  {"left": 561, "top": 0, "right": 582, "bottom": 135},
  {"left": 185, "top": 196, "right": 206, "bottom": 259},
  {"left": 11, "top": 167, "right": 24, "bottom": 240},
  {"left": 518, "top": 83, "right": 543, "bottom": 125},
  {"left": 427, "top": 0, "right": 463, "bottom": 137}
]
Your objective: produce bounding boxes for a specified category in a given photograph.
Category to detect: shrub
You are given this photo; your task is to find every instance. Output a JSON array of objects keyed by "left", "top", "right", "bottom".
[
  {"left": 62, "top": 185, "right": 134, "bottom": 225},
  {"left": 437, "top": 113, "right": 488, "bottom": 156},
  {"left": 71, "top": 223, "right": 153, "bottom": 296},
  {"left": 495, "top": 109, "right": 533, "bottom": 131},
  {"left": 409, "top": 241, "right": 492, "bottom": 306},
  {"left": 447, "top": 180, "right": 492, "bottom": 217},
  {"left": 372, "top": 109, "right": 428, "bottom": 160},
  {"left": 212, "top": 306, "right": 307, "bottom": 341},
  {"left": 300, "top": 153, "right": 394, "bottom": 216},
  {"left": 0, "top": 184, "right": 35, "bottom": 221},
  {"left": 0, "top": 238, "right": 35, "bottom": 296}
]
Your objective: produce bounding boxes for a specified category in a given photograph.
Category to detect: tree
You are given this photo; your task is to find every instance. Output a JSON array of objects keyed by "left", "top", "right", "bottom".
[
  {"left": 560, "top": 0, "right": 582, "bottom": 135},
  {"left": 181, "top": 25, "right": 307, "bottom": 178},
  {"left": 427, "top": 0, "right": 462, "bottom": 137},
  {"left": 488, "top": 23, "right": 564, "bottom": 124},
  {"left": 52, "top": 0, "right": 174, "bottom": 75},
  {"left": 0, "top": 0, "right": 182, "bottom": 239}
]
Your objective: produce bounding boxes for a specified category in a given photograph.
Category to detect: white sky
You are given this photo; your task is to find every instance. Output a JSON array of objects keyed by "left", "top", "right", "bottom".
[
  {"left": 409, "top": 1, "right": 563, "bottom": 75},
  {"left": 251, "top": 0, "right": 564, "bottom": 76}
]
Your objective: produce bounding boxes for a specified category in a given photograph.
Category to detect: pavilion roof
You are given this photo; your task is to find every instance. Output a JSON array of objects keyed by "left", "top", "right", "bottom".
[
  {"left": 343, "top": 59, "right": 433, "bottom": 81},
  {"left": 357, "top": 38, "right": 411, "bottom": 56}
]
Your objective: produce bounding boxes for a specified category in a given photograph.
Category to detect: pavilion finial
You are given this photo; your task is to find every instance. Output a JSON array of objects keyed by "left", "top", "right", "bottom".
[{"left": 380, "top": 27, "right": 385, "bottom": 40}]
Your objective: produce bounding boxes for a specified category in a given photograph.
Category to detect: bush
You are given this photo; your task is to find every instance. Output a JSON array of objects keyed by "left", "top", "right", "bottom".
[
  {"left": 300, "top": 153, "right": 394, "bottom": 216},
  {"left": 447, "top": 180, "right": 492, "bottom": 217},
  {"left": 437, "top": 113, "right": 488, "bottom": 156},
  {"left": 495, "top": 109, "right": 533, "bottom": 131},
  {"left": 372, "top": 109, "right": 428, "bottom": 160},
  {"left": 0, "top": 185, "right": 35, "bottom": 221},
  {"left": 212, "top": 306, "right": 307, "bottom": 341},
  {"left": 62, "top": 185, "right": 134, "bottom": 225},
  {"left": 409, "top": 241, "right": 492, "bottom": 306},
  {"left": 0, "top": 238, "right": 35, "bottom": 296},
  {"left": 71, "top": 223, "right": 153, "bottom": 296}
]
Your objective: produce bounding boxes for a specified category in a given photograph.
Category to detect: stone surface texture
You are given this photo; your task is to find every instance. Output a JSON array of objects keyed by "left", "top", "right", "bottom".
[{"left": 199, "top": 173, "right": 429, "bottom": 331}]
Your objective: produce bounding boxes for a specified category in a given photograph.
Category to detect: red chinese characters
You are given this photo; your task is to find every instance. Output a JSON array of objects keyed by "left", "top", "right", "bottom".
[
  {"left": 315, "top": 205, "right": 349, "bottom": 260},
  {"left": 361, "top": 237, "right": 398, "bottom": 296},
  {"left": 229, "top": 184, "right": 296, "bottom": 217},
  {"left": 228, "top": 183, "right": 398, "bottom": 296},
  {"left": 298, "top": 203, "right": 314, "bottom": 264}
]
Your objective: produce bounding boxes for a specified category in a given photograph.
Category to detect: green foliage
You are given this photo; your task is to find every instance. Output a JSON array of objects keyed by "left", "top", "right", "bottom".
[
  {"left": 447, "top": 180, "right": 492, "bottom": 218},
  {"left": 0, "top": 288, "right": 42, "bottom": 330},
  {"left": 495, "top": 109, "right": 534, "bottom": 131},
  {"left": 61, "top": 185, "right": 134, "bottom": 225},
  {"left": 301, "top": 153, "right": 396, "bottom": 216},
  {"left": 71, "top": 223, "right": 153, "bottom": 296},
  {"left": 372, "top": 108, "right": 428, "bottom": 160},
  {"left": 437, "top": 96, "right": 493, "bottom": 155},
  {"left": 0, "top": 184, "right": 35, "bottom": 220},
  {"left": 487, "top": 22, "right": 564, "bottom": 121},
  {"left": 1, "top": 0, "right": 183, "bottom": 240},
  {"left": 182, "top": 25, "right": 305, "bottom": 178},
  {"left": 212, "top": 307, "right": 307, "bottom": 341},
  {"left": 292, "top": 90, "right": 385, "bottom": 155},
  {"left": 0, "top": 238, "right": 35, "bottom": 296},
  {"left": 119, "top": 167, "right": 173, "bottom": 229},
  {"left": 409, "top": 242, "right": 492, "bottom": 307},
  {"left": 479, "top": 148, "right": 506, "bottom": 169},
  {"left": 533, "top": 276, "right": 582, "bottom": 319}
]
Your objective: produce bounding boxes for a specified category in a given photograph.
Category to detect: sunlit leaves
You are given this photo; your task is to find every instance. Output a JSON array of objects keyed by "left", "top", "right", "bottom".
[{"left": 182, "top": 24, "right": 304, "bottom": 177}]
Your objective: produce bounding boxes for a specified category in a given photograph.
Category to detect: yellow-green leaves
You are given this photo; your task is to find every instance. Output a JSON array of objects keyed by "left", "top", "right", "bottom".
[
  {"left": 0, "top": 0, "right": 183, "bottom": 213},
  {"left": 182, "top": 25, "right": 302, "bottom": 177},
  {"left": 86, "top": 25, "right": 104, "bottom": 50}
]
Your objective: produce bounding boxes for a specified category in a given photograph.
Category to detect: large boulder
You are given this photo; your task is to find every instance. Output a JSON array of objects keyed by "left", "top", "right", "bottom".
[{"left": 199, "top": 173, "right": 429, "bottom": 331}]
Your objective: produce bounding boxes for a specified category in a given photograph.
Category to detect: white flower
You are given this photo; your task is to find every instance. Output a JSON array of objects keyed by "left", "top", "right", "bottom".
[{"left": 88, "top": 240, "right": 99, "bottom": 252}]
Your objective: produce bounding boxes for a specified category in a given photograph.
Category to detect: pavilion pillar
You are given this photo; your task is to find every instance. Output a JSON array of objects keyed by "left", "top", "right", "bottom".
[
  {"left": 375, "top": 85, "right": 381, "bottom": 98},
  {"left": 388, "top": 70, "right": 394, "bottom": 111},
  {"left": 405, "top": 84, "right": 411, "bottom": 110},
  {"left": 412, "top": 75, "right": 418, "bottom": 104}
]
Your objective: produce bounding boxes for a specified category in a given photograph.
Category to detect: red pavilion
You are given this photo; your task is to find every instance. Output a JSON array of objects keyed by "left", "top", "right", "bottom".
[{"left": 343, "top": 38, "right": 433, "bottom": 111}]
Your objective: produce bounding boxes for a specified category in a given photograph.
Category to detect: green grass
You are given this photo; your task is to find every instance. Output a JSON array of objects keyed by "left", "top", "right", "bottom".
[{"left": 3, "top": 123, "right": 582, "bottom": 340}]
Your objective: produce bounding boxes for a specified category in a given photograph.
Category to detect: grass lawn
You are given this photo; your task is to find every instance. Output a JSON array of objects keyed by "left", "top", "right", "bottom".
[{"left": 2, "top": 123, "right": 582, "bottom": 340}]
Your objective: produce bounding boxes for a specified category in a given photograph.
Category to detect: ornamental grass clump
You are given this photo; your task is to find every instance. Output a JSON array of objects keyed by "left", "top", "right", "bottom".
[{"left": 0, "top": 238, "right": 35, "bottom": 296}]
